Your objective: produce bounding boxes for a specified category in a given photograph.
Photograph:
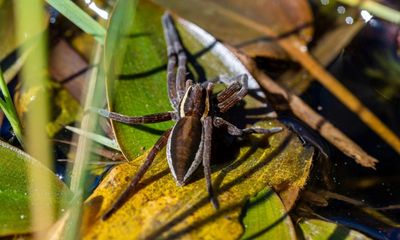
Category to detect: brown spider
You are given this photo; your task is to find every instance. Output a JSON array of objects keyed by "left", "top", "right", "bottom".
[{"left": 93, "top": 12, "right": 282, "bottom": 220}]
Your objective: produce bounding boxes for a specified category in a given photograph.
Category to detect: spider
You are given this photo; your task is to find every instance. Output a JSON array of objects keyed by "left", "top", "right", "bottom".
[{"left": 94, "top": 12, "right": 282, "bottom": 220}]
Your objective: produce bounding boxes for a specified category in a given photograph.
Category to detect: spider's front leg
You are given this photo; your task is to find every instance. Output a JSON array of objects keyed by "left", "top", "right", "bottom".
[
  {"left": 89, "top": 107, "right": 176, "bottom": 124},
  {"left": 162, "top": 12, "right": 187, "bottom": 108},
  {"left": 216, "top": 74, "right": 248, "bottom": 113},
  {"left": 213, "top": 117, "right": 282, "bottom": 136}
]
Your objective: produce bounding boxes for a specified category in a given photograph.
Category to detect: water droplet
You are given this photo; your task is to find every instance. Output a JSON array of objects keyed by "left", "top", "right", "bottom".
[
  {"left": 337, "top": 6, "right": 346, "bottom": 14},
  {"left": 345, "top": 16, "right": 354, "bottom": 25},
  {"left": 320, "top": 0, "right": 329, "bottom": 5}
]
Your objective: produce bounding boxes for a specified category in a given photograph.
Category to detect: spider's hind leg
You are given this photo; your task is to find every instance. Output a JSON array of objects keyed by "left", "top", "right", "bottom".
[
  {"left": 102, "top": 128, "right": 172, "bottom": 220},
  {"left": 203, "top": 116, "right": 219, "bottom": 209}
]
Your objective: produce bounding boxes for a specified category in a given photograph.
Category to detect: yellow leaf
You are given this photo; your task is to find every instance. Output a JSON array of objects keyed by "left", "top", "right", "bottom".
[{"left": 84, "top": 120, "right": 313, "bottom": 239}]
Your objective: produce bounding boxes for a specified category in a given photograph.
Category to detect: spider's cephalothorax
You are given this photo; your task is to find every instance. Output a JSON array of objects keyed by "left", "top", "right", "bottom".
[{"left": 94, "top": 12, "right": 282, "bottom": 220}]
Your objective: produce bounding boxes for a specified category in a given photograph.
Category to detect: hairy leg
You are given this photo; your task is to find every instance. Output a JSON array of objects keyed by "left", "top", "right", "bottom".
[
  {"left": 89, "top": 107, "right": 175, "bottom": 124},
  {"left": 213, "top": 117, "right": 282, "bottom": 136},
  {"left": 102, "top": 129, "right": 172, "bottom": 220},
  {"left": 203, "top": 116, "right": 219, "bottom": 208}
]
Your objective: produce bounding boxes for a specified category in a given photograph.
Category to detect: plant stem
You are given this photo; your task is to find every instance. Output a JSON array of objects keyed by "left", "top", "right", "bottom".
[{"left": 0, "top": 68, "right": 23, "bottom": 145}]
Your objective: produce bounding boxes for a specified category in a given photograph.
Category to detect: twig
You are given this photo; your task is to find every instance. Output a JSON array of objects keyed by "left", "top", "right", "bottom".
[
  {"left": 230, "top": 47, "right": 378, "bottom": 168},
  {"left": 278, "top": 20, "right": 364, "bottom": 94}
]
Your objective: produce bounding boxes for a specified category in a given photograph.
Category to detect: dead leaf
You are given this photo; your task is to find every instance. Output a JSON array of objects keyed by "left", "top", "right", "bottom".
[{"left": 152, "top": 0, "right": 313, "bottom": 59}]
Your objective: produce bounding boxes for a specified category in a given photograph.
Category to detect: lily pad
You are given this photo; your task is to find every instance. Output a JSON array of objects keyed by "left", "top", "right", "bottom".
[
  {"left": 105, "top": 0, "right": 269, "bottom": 160},
  {"left": 241, "top": 188, "right": 296, "bottom": 240},
  {"left": 298, "top": 219, "right": 371, "bottom": 240},
  {"left": 0, "top": 140, "right": 71, "bottom": 236},
  {"left": 84, "top": 119, "right": 313, "bottom": 239},
  {"left": 88, "top": 0, "right": 315, "bottom": 238}
]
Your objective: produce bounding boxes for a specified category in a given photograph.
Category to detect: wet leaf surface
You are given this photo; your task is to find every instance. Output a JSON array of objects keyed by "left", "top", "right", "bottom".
[
  {"left": 298, "top": 219, "right": 371, "bottom": 240},
  {"left": 241, "top": 188, "right": 296, "bottom": 240},
  {"left": 151, "top": 0, "right": 313, "bottom": 59},
  {"left": 84, "top": 119, "right": 313, "bottom": 239},
  {"left": 0, "top": 140, "right": 71, "bottom": 236},
  {"left": 87, "top": 1, "right": 315, "bottom": 238},
  {"left": 106, "top": 0, "right": 271, "bottom": 160}
]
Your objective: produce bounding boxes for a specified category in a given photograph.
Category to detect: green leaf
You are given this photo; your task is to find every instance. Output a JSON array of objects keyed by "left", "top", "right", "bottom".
[
  {"left": 0, "top": 140, "right": 71, "bottom": 236},
  {"left": 241, "top": 188, "right": 296, "bottom": 240},
  {"left": 106, "top": 0, "right": 268, "bottom": 160},
  {"left": 46, "top": 0, "right": 106, "bottom": 44},
  {"left": 85, "top": 1, "right": 314, "bottom": 238},
  {"left": 298, "top": 219, "right": 371, "bottom": 240}
]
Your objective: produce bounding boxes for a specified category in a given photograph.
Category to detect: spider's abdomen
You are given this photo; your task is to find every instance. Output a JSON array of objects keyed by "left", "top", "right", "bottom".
[{"left": 167, "top": 116, "right": 203, "bottom": 185}]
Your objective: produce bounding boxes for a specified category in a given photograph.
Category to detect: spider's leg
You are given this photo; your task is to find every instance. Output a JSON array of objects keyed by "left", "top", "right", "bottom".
[
  {"left": 216, "top": 74, "right": 248, "bottom": 101},
  {"left": 217, "top": 75, "right": 249, "bottom": 113},
  {"left": 203, "top": 116, "right": 219, "bottom": 209},
  {"left": 216, "top": 81, "right": 242, "bottom": 103},
  {"left": 213, "top": 117, "right": 282, "bottom": 136},
  {"left": 162, "top": 13, "right": 179, "bottom": 110},
  {"left": 89, "top": 108, "right": 175, "bottom": 124},
  {"left": 163, "top": 13, "right": 187, "bottom": 101},
  {"left": 102, "top": 129, "right": 172, "bottom": 220}
]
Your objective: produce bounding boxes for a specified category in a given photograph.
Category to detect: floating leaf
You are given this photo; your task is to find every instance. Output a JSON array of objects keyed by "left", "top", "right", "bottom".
[
  {"left": 106, "top": 0, "right": 270, "bottom": 160},
  {"left": 86, "top": 0, "right": 314, "bottom": 238},
  {"left": 0, "top": 140, "right": 71, "bottom": 236},
  {"left": 241, "top": 188, "right": 296, "bottom": 240},
  {"left": 298, "top": 219, "right": 371, "bottom": 240},
  {"left": 84, "top": 119, "right": 313, "bottom": 239}
]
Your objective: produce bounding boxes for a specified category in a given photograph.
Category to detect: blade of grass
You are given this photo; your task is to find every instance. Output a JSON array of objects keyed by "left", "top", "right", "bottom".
[
  {"left": 0, "top": 68, "right": 23, "bottom": 145},
  {"left": 65, "top": 42, "right": 104, "bottom": 240},
  {"left": 206, "top": 1, "right": 400, "bottom": 156},
  {"left": 337, "top": 0, "right": 400, "bottom": 24},
  {"left": 14, "top": 0, "right": 53, "bottom": 239},
  {"left": 45, "top": 0, "right": 106, "bottom": 44},
  {"left": 65, "top": 125, "right": 120, "bottom": 151}
]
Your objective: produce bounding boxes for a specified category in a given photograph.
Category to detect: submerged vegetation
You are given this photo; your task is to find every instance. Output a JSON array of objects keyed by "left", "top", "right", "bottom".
[{"left": 0, "top": 0, "right": 399, "bottom": 239}]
